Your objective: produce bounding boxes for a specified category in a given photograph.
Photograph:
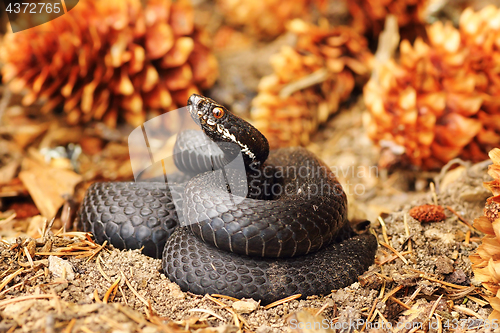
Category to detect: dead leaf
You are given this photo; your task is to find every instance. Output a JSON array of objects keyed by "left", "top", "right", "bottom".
[{"left": 19, "top": 159, "right": 83, "bottom": 218}]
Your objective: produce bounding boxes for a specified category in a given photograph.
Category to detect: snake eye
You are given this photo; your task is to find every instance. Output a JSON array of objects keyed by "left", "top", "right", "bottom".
[{"left": 212, "top": 107, "right": 224, "bottom": 119}]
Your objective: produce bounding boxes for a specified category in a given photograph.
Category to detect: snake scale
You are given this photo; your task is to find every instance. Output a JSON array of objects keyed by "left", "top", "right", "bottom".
[{"left": 80, "top": 94, "right": 377, "bottom": 304}]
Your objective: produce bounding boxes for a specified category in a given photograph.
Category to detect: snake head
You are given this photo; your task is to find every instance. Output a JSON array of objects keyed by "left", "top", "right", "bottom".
[
  {"left": 188, "top": 94, "right": 223, "bottom": 126},
  {"left": 187, "top": 94, "right": 269, "bottom": 166}
]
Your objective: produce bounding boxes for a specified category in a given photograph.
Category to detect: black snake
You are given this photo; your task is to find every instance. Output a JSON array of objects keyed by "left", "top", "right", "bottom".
[{"left": 80, "top": 94, "right": 377, "bottom": 304}]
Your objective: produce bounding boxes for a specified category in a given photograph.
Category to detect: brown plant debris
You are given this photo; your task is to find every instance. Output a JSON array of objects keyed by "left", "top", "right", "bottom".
[
  {"left": 0, "top": 0, "right": 218, "bottom": 128},
  {"left": 471, "top": 148, "right": 500, "bottom": 321},
  {"left": 251, "top": 19, "right": 373, "bottom": 148},
  {"left": 409, "top": 204, "right": 446, "bottom": 223},
  {"left": 19, "top": 158, "right": 82, "bottom": 219},
  {"left": 364, "top": 5, "right": 500, "bottom": 170}
]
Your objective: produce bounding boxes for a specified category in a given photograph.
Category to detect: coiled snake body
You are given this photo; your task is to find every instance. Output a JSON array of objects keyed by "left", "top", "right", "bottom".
[{"left": 81, "top": 95, "right": 377, "bottom": 304}]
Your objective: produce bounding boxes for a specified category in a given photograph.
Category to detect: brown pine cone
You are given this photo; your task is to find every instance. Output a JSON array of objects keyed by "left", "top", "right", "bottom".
[
  {"left": 251, "top": 19, "right": 373, "bottom": 149},
  {"left": 0, "top": 0, "right": 218, "bottom": 127},
  {"left": 470, "top": 148, "right": 500, "bottom": 321},
  {"left": 364, "top": 6, "right": 500, "bottom": 170}
]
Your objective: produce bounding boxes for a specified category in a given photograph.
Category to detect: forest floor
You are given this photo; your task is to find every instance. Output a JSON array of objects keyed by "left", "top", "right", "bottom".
[{"left": 0, "top": 90, "right": 494, "bottom": 332}]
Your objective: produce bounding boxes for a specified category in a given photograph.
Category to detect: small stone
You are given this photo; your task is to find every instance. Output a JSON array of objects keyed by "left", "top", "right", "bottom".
[
  {"left": 48, "top": 255, "right": 75, "bottom": 281},
  {"left": 167, "top": 282, "right": 185, "bottom": 299},
  {"left": 445, "top": 269, "right": 470, "bottom": 286},
  {"left": 232, "top": 299, "right": 259, "bottom": 313},
  {"left": 435, "top": 256, "right": 454, "bottom": 275}
]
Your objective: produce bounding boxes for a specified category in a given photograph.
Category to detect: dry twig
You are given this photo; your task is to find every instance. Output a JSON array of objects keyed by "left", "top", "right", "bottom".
[{"left": 263, "top": 294, "right": 302, "bottom": 310}]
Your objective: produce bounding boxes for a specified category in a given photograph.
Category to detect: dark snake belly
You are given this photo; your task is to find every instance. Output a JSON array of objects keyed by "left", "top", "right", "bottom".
[
  {"left": 80, "top": 94, "right": 377, "bottom": 304},
  {"left": 80, "top": 148, "right": 377, "bottom": 304},
  {"left": 163, "top": 228, "right": 376, "bottom": 303}
]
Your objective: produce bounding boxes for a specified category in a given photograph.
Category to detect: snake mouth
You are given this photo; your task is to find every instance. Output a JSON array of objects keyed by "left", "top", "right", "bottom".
[
  {"left": 189, "top": 108, "right": 202, "bottom": 126},
  {"left": 188, "top": 94, "right": 220, "bottom": 134},
  {"left": 188, "top": 94, "right": 211, "bottom": 127}
]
